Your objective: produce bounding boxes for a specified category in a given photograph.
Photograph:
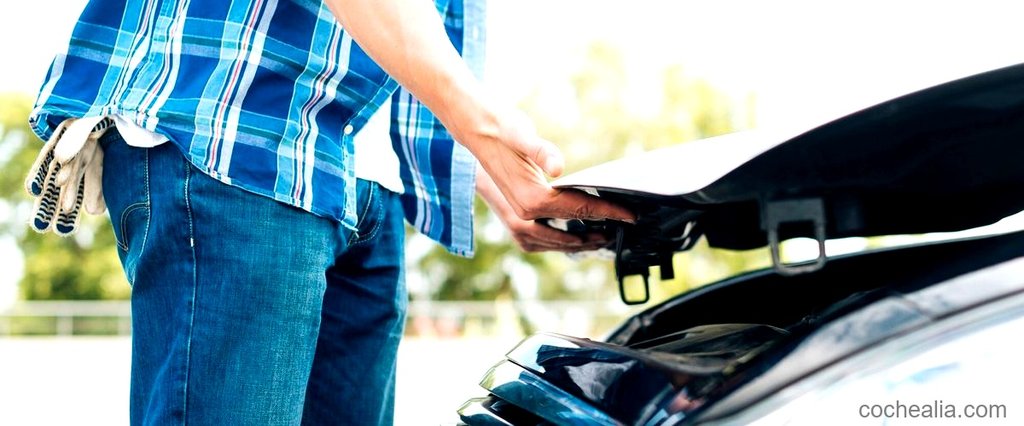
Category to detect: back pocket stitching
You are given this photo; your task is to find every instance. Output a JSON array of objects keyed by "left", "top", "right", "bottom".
[
  {"left": 117, "top": 202, "right": 150, "bottom": 251},
  {"left": 348, "top": 182, "right": 379, "bottom": 246},
  {"left": 352, "top": 189, "right": 387, "bottom": 246}
]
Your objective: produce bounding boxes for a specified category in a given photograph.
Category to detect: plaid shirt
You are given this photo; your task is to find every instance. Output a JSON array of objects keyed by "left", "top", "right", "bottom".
[{"left": 30, "top": 0, "right": 484, "bottom": 256}]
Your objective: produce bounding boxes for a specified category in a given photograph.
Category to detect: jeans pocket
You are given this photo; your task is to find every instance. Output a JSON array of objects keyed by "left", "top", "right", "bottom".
[
  {"left": 350, "top": 180, "right": 386, "bottom": 246},
  {"left": 101, "top": 131, "right": 151, "bottom": 284}
]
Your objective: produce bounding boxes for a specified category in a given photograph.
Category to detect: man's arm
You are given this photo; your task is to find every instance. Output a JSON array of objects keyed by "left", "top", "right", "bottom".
[{"left": 325, "top": 0, "right": 635, "bottom": 224}]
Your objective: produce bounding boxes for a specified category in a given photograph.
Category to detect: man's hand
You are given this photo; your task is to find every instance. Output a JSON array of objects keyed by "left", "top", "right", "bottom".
[
  {"left": 327, "top": 0, "right": 634, "bottom": 225},
  {"left": 476, "top": 167, "right": 610, "bottom": 253},
  {"left": 464, "top": 108, "right": 635, "bottom": 224}
]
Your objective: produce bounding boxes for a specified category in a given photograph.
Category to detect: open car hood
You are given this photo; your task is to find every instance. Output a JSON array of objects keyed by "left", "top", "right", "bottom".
[{"left": 551, "top": 63, "right": 1024, "bottom": 304}]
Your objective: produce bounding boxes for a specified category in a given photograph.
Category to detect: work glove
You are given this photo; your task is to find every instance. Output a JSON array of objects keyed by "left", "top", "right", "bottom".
[{"left": 25, "top": 116, "right": 115, "bottom": 236}]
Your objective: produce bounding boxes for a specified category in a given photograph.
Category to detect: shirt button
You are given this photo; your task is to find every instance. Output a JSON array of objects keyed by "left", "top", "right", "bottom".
[{"left": 343, "top": 124, "right": 354, "bottom": 135}]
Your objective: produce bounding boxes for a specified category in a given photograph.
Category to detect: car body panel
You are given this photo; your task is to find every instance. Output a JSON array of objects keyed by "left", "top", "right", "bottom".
[
  {"left": 551, "top": 63, "right": 1024, "bottom": 272},
  {"left": 461, "top": 230, "right": 1024, "bottom": 425}
]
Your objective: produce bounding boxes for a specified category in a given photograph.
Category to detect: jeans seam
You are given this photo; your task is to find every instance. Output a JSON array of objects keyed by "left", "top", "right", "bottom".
[
  {"left": 352, "top": 188, "right": 386, "bottom": 247},
  {"left": 140, "top": 148, "right": 151, "bottom": 257},
  {"left": 348, "top": 182, "right": 378, "bottom": 246},
  {"left": 350, "top": 185, "right": 385, "bottom": 245},
  {"left": 182, "top": 161, "right": 197, "bottom": 425}
]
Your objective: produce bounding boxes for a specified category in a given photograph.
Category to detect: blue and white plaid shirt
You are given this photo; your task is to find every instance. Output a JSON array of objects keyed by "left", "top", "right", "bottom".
[{"left": 30, "top": 0, "right": 484, "bottom": 256}]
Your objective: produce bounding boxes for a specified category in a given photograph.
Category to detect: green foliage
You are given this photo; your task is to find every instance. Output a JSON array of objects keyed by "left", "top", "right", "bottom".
[{"left": 0, "top": 94, "right": 129, "bottom": 301}]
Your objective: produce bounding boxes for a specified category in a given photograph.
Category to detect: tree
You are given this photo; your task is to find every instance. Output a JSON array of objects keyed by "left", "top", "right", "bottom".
[{"left": 0, "top": 94, "right": 129, "bottom": 300}]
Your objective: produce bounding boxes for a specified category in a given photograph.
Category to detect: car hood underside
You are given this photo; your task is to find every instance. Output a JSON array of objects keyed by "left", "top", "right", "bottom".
[{"left": 549, "top": 63, "right": 1024, "bottom": 301}]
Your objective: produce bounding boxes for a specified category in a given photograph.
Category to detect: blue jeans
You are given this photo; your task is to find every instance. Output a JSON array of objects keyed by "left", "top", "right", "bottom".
[{"left": 100, "top": 131, "right": 407, "bottom": 425}]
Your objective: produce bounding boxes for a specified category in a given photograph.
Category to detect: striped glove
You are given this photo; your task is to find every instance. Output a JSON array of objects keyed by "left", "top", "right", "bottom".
[{"left": 25, "top": 117, "right": 115, "bottom": 236}]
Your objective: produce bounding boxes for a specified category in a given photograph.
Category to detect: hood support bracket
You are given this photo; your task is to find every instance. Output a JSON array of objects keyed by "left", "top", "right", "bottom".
[
  {"left": 614, "top": 226, "right": 650, "bottom": 305},
  {"left": 763, "top": 198, "right": 828, "bottom": 276}
]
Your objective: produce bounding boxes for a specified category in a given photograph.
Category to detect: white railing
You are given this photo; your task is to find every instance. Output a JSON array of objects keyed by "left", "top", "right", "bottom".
[
  {"left": 0, "top": 300, "right": 638, "bottom": 337},
  {"left": 0, "top": 300, "right": 132, "bottom": 336}
]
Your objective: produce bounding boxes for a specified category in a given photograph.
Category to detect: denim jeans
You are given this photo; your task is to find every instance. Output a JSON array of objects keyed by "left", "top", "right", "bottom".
[{"left": 100, "top": 130, "right": 407, "bottom": 425}]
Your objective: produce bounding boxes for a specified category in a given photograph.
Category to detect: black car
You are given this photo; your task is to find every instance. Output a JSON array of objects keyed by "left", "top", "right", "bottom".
[{"left": 457, "top": 63, "right": 1024, "bottom": 425}]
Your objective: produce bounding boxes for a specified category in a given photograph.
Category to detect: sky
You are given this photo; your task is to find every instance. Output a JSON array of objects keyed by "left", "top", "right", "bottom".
[
  {"left": 2, "top": 0, "right": 1024, "bottom": 305},
  {"left": 485, "top": 0, "right": 1024, "bottom": 128}
]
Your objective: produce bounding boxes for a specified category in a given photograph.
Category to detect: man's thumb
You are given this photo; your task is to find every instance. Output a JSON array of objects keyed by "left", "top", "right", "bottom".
[
  {"left": 532, "top": 138, "right": 565, "bottom": 178},
  {"left": 504, "top": 109, "right": 565, "bottom": 177}
]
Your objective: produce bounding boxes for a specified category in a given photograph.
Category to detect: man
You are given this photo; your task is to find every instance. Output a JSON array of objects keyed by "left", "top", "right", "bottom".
[{"left": 27, "top": 0, "right": 633, "bottom": 424}]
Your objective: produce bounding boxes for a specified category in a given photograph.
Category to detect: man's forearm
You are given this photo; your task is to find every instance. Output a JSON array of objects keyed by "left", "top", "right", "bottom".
[
  {"left": 325, "top": 0, "right": 497, "bottom": 151},
  {"left": 326, "top": 0, "right": 634, "bottom": 224}
]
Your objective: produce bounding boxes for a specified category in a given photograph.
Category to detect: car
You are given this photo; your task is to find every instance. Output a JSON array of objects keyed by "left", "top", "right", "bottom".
[{"left": 456, "top": 63, "right": 1024, "bottom": 425}]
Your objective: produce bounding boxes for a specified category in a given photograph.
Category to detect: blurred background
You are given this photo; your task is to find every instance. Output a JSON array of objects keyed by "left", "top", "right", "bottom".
[{"left": 2, "top": 0, "right": 1024, "bottom": 424}]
